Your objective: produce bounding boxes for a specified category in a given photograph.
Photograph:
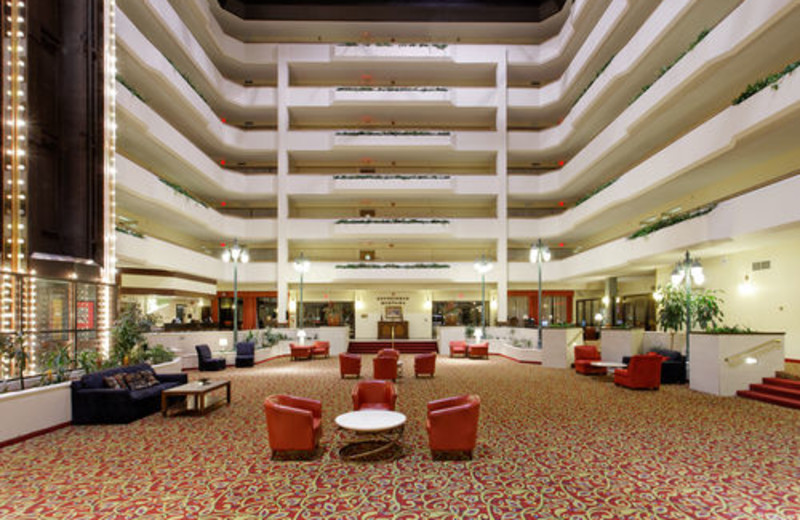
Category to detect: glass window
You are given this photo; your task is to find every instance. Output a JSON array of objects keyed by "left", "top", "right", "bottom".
[{"left": 256, "top": 297, "right": 277, "bottom": 328}]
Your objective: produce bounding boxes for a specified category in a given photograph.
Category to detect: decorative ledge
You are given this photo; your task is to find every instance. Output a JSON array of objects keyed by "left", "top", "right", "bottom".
[
  {"left": 335, "top": 218, "right": 450, "bottom": 224},
  {"left": 333, "top": 43, "right": 451, "bottom": 60},
  {"left": 335, "top": 262, "right": 450, "bottom": 269},
  {"left": 332, "top": 175, "right": 454, "bottom": 193}
]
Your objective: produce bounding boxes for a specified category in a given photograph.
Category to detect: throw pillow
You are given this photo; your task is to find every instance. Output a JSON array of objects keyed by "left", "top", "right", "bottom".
[
  {"left": 104, "top": 375, "right": 125, "bottom": 390},
  {"left": 124, "top": 372, "right": 150, "bottom": 391},
  {"left": 139, "top": 370, "right": 160, "bottom": 387}
]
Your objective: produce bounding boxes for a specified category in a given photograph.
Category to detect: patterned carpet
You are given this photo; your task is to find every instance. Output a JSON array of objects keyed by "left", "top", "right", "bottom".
[{"left": 2, "top": 355, "right": 800, "bottom": 519}]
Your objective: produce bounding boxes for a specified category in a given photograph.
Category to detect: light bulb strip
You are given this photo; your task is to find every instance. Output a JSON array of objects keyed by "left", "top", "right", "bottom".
[
  {"left": 99, "top": 0, "right": 118, "bottom": 356},
  {"left": 2, "top": 0, "right": 27, "bottom": 275}
]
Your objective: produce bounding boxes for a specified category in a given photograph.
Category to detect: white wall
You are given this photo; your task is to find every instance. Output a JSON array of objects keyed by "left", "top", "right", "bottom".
[
  {"left": 354, "top": 289, "right": 433, "bottom": 339},
  {"left": 657, "top": 239, "right": 800, "bottom": 359}
]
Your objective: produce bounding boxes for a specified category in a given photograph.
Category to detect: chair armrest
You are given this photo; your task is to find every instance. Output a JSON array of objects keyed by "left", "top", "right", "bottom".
[
  {"left": 427, "top": 395, "right": 468, "bottom": 412},
  {"left": 280, "top": 395, "right": 322, "bottom": 418}
]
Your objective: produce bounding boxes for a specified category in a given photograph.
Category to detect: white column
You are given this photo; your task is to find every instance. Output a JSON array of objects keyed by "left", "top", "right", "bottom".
[
  {"left": 495, "top": 49, "right": 509, "bottom": 323},
  {"left": 275, "top": 47, "right": 290, "bottom": 322}
]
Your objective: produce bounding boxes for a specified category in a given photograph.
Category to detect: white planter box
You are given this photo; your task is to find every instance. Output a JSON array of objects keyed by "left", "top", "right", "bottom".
[
  {"left": 643, "top": 331, "right": 686, "bottom": 354},
  {"left": 541, "top": 328, "right": 583, "bottom": 368},
  {"left": 334, "top": 222, "right": 451, "bottom": 237},
  {"left": 690, "top": 333, "right": 785, "bottom": 396},
  {"left": 333, "top": 177, "right": 454, "bottom": 193},
  {"left": 0, "top": 382, "right": 71, "bottom": 444},
  {"left": 492, "top": 341, "right": 542, "bottom": 364},
  {"left": 152, "top": 358, "right": 183, "bottom": 374},
  {"left": 332, "top": 133, "right": 454, "bottom": 148},
  {"left": 333, "top": 45, "right": 452, "bottom": 60},
  {"left": 332, "top": 90, "right": 451, "bottom": 104},
  {"left": 600, "top": 329, "right": 645, "bottom": 363}
]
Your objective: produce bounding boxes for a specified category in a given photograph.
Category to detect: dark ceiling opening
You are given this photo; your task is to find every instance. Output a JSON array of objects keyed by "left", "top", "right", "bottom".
[{"left": 217, "top": 0, "right": 568, "bottom": 23}]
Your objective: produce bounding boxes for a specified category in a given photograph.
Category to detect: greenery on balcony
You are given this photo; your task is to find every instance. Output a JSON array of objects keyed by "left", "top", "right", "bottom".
[
  {"left": 574, "top": 178, "right": 617, "bottom": 207},
  {"left": 335, "top": 130, "right": 451, "bottom": 136},
  {"left": 335, "top": 86, "right": 449, "bottom": 92},
  {"left": 628, "top": 204, "right": 716, "bottom": 239},
  {"left": 732, "top": 59, "right": 800, "bottom": 106},
  {"left": 335, "top": 262, "right": 451, "bottom": 269},
  {"left": 115, "top": 226, "right": 144, "bottom": 239},
  {"left": 630, "top": 28, "right": 711, "bottom": 106},
  {"left": 116, "top": 75, "right": 146, "bottom": 103},
  {"left": 572, "top": 54, "right": 615, "bottom": 108},
  {"left": 335, "top": 218, "right": 450, "bottom": 224},
  {"left": 338, "top": 42, "right": 448, "bottom": 50},
  {"left": 333, "top": 174, "right": 451, "bottom": 180},
  {"left": 158, "top": 178, "right": 209, "bottom": 208},
  {"left": 165, "top": 57, "right": 209, "bottom": 104}
]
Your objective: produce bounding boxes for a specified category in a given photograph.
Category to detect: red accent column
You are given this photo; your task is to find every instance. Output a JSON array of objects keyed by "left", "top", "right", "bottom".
[
  {"left": 243, "top": 296, "right": 257, "bottom": 330},
  {"left": 211, "top": 297, "right": 219, "bottom": 323}
]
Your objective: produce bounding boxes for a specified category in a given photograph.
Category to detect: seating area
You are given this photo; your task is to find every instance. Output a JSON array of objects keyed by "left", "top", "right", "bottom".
[
  {"left": 263, "top": 394, "right": 323, "bottom": 457},
  {"left": 290, "top": 343, "right": 313, "bottom": 361},
  {"left": 622, "top": 349, "right": 686, "bottom": 384},
  {"left": 574, "top": 345, "right": 606, "bottom": 375},
  {"left": 614, "top": 354, "right": 663, "bottom": 390},
  {"left": 71, "top": 363, "right": 188, "bottom": 424},
  {"left": 196, "top": 344, "right": 226, "bottom": 371},
  {"left": 351, "top": 380, "right": 397, "bottom": 411},
  {"left": 426, "top": 395, "right": 481, "bottom": 459},
  {"left": 235, "top": 341, "right": 255, "bottom": 368}
]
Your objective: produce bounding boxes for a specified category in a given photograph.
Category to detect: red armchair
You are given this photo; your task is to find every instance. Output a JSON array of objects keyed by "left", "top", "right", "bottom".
[
  {"left": 264, "top": 394, "right": 322, "bottom": 457},
  {"left": 290, "top": 343, "right": 313, "bottom": 361},
  {"left": 426, "top": 395, "right": 480, "bottom": 458},
  {"left": 449, "top": 341, "right": 467, "bottom": 358},
  {"left": 614, "top": 354, "right": 662, "bottom": 390},
  {"left": 373, "top": 355, "right": 398, "bottom": 381},
  {"left": 311, "top": 340, "right": 330, "bottom": 358},
  {"left": 339, "top": 352, "right": 361, "bottom": 378},
  {"left": 352, "top": 380, "right": 397, "bottom": 411},
  {"left": 414, "top": 352, "right": 436, "bottom": 378},
  {"left": 468, "top": 342, "right": 489, "bottom": 359},
  {"left": 574, "top": 345, "right": 606, "bottom": 375},
  {"left": 377, "top": 348, "right": 400, "bottom": 360}
]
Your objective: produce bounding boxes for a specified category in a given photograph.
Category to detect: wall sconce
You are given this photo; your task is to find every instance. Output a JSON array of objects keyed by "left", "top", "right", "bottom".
[
  {"left": 490, "top": 296, "right": 498, "bottom": 310},
  {"left": 601, "top": 296, "right": 610, "bottom": 305},
  {"left": 289, "top": 299, "right": 297, "bottom": 312},
  {"left": 738, "top": 274, "right": 755, "bottom": 295},
  {"left": 355, "top": 297, "right": 365, "bottom": 311}
]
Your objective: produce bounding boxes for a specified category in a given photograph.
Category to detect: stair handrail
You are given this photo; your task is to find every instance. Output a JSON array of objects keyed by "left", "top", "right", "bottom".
[{"left": 724, "top": 339, "right": 782, "bottom": 366}]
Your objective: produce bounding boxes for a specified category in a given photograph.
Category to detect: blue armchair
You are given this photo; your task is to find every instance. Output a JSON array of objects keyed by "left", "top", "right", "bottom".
[
  {"left": 195, "top": 344, "right": 226, "bottom": 371},
  {"left": 236, "top": 341, "right": 255, "bottom": 368}
]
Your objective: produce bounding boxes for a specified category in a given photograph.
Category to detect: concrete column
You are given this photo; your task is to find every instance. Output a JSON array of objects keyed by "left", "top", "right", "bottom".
[
  {"left": 605, "top": 277, "right": 618, "bottom": 326},
  {"left": 495, "top": 48, "right": 509, "bottom": 323},
  {"left": 276, "top": 47, "right": 290, "bottom": 323}
]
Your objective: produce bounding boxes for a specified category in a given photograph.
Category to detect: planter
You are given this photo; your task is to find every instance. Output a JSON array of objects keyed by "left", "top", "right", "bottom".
[
  {"left": 152, "top": 358, "right": 182, "bottom": 374},
  {"left": 0, "top": 381, "right": 71, "bottom": 444},
  {"left": 689, "top": 332, "right": 785, "bottom": 396},
  {"left": 541, "top": 328, "right": 583, "bottom": 368},
  {"left": 600, "top": 328, "right": 644, "bottom": 363},
  {"left": 643, "top": 331, "right": 686, "bottom": 354}
]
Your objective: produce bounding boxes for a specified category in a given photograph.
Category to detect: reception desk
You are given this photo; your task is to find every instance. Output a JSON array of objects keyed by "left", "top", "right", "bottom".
[{"left": 378, "top": 321, "right": 408, "bottom": 340}]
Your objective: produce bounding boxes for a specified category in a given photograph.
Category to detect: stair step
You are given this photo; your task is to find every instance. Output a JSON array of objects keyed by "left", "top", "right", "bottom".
[
  {"left": 749, "top": 383, "right": 800, "bottom": 400},
  {"left": 763, "top": 377, "right": 800, "bottom": 390},
  {"left": 737, "top": 390, "right": 800, "bottom": 410}
]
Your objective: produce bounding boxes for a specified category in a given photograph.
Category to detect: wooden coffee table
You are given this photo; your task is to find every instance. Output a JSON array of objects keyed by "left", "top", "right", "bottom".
[
  {"left": 161, "top": 380, "right": 231, "bottom": 417},
  {"left": 335, "top": 410, "right": 406, "bottom": 461}
]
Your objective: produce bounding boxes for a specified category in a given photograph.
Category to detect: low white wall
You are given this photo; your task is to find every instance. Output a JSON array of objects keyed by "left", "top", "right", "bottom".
[
  {"left": 0, "top": 382, "right": 71, "bottom": 444},
  {"left": 690, "top": 333, "right": 785, "bottom": 396},
  {"left": 438, "top": 326, "right": 543, "bottom": 363},
  {"left": 643, "top": 331, "right": 686, "bottom": 355},
  {"left": 145, "top": 327, "right": 349, "bottom": 369},
  {"left": 542, "top": 328, "right": 583, "bottom": 368},
  {"left": 600, "top": 329, "right": 644, "bottom": 362}
]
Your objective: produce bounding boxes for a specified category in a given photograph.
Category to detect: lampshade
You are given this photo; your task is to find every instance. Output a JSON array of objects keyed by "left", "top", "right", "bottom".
[
  {"left": 529, "top": 240, "right": 551, "bottom": 263},
  {"left": 473, "top": 256, "right": 493, "bottom": 274},
  {"left": 294, "top": 253, "right": 311, "bottom": 273}
]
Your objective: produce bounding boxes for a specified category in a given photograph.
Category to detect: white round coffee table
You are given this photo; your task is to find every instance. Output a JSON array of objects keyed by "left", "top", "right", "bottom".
[{"left": 335, "top": 410, "right": 406, "bottom": 460}]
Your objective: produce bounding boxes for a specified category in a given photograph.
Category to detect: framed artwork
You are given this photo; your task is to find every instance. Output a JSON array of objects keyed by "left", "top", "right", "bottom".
[{"left": 385, "top": 306, "right": 403, "bottom": 321}]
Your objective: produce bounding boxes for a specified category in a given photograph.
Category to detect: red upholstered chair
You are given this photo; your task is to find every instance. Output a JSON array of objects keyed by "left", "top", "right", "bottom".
[
  {"left": 339, "top": 352, "right": 361, "bottom": 378},
  {"left": 377, "top": 348, "right": 400, "bottom": 360},
  {"left": 373, "top": 355, "right": 398, "bottom": 381},
  {"left": 468, "top": 342, "right": 489, "bottom": 359},
  {"left": 449, "top": 341, "right": 467, "bottom": 358},
  {"left": 614, "top": 354, "right": 663, "bottom": 390},
  {"left": 414, "top": 352, "right": 436, "bottom": 378},
  {"left": 352, "top": 380, "right": 397, "bottom": 411},
  {"left": 290, "top": 343, "right": 313, "bottom": 361},
  {"left": 311, "top": 340, "right": 330, "bottom": 358},
  {"left": 574, "top": 345, "right": 606, "bottom": 375},
  {"left": 426, "top": 395, "right": 480, "bottom": 458},
  {"left": 264, "top": 394, "right": 322, "bottom": 457}
]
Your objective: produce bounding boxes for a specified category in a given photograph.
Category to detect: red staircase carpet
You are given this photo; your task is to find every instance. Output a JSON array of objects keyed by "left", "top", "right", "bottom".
[
  {"left": 348, "top": 340, "right": 438, "bottom": 354},
  {"left": 737, "top": 376, "right": 800, "bottom": 409}
]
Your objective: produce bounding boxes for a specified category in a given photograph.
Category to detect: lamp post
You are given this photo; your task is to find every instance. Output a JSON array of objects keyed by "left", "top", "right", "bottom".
[
  {"left": 222, "top": 239, "right": 249, "bottom": 346},
  {"left": 530, "top": 239, "right": 551, "bottom": 350},
  {"left": 473, "top": 255, "right": 493, "bottom": 337},
  {"left": 670, "top": 250, "right": 704, "bottom": 380},
  {"left": 293, "top": 253, "right": 311, "bottom": 329}
]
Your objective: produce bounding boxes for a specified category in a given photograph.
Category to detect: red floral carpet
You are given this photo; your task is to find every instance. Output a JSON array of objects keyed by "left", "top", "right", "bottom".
[{"left": 2, "top": 356, "right": 800, "bottom": 519}]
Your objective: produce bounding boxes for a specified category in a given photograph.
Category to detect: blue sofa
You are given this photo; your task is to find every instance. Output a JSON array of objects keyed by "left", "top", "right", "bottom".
[
  {"left": 623, "top": 348, "right": 686, "bottom": 384},
  {"left": 71, "top": 363, "right": 187, "bottom": 424}
]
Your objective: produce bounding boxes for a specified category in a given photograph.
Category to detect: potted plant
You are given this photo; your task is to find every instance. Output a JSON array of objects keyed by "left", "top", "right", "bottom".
[{"left": 655, "top": 283, "right": 724, "bottom": 349}]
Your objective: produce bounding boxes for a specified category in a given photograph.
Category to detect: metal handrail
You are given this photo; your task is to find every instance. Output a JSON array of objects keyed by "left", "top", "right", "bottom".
[{"left": 724, "top": 339, "right": 782, "bottom": 365}]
